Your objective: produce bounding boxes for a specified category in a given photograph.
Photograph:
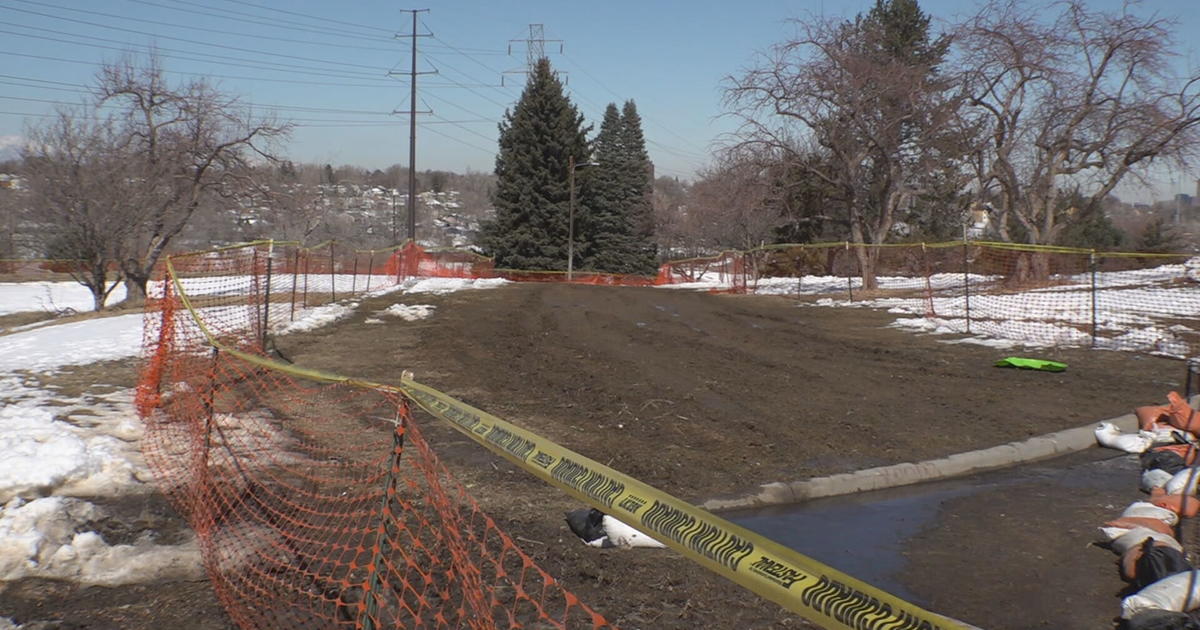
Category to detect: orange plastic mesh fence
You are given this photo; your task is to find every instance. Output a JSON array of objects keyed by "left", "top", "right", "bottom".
[
  {"left": 137, "top": 241, "right": 611, "bottom": 630},
  {"left": 0, "top": 258, "right": 118, "bottom": 276},
  {"left": 384, "top": 241, "right": 495, "bottom": 280},
  {"left": 665, "top": 242, "right": 1199, "bottom": 358},
  {"left": 655, "top": 250, "right": 751, "bottom": 292}
]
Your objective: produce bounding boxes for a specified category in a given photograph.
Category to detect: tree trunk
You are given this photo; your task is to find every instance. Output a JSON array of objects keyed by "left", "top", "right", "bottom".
[
  {"left": 122, "top": 274, "right": 150, "bottom": 307},
  {"left": 853, "top": 243, "right": 879, "bottom": 291},
  {"left": 91, "top": 288, "right": 106, "bottom": 312},
  {"left": 1007, "top": 251, "right": 1052, "bottom": 287}
]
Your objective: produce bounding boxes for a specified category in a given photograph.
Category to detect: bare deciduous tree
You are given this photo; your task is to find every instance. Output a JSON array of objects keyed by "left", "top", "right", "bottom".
[
  {"left": 724, "top": 7, "right": 966, "bottom": 288},
  {"left": 684, "top": 155, "right": 779, "bottom": 253},
  {"left": 96, "top": 52, "right": 292, "bottom": 304},
  {"left": 19, "top": 112, "right": 144, "bottom": 310},
  {"left": 961, "top": 0, "right": 1200, "bottom": 246}
]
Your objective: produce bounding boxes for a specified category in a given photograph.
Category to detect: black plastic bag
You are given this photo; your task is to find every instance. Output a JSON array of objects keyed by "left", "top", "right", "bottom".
[
  {"left": 1142, "top": 450, "right": 1188, "bottom": 475},
  {"left": 564, "top": 508, "right": 607, "bottom": 544},
  {"left": 1135, "top": 537, "right": 1194, "bottom": 590},
  {"left": 1124, "top": 609, "right": 1200, "bottom": 630}
]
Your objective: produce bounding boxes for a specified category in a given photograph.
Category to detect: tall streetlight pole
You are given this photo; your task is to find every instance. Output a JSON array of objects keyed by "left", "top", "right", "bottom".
[{"left": 567, "top": 156, "right": 598, "bottom": 281}]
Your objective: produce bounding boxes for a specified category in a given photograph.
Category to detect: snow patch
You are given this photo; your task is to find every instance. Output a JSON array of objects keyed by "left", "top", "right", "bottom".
[
  {"left": 379, "top": 303, "right": 436, "bottom": 321},
  {"left": 0, "top": 313, "right": 144, "bottom": 374},
  {"left": 402, "top": 277, "right": 510, "bottom": 294},
  {"left": 0, "top": 386, "right": 146, "bottom": 503},
  {"left": 274, "top": 301, "right": 358, "bottom": 334},
  {"left": 0, "top": 496, "right": 202, "bottom": 585}
]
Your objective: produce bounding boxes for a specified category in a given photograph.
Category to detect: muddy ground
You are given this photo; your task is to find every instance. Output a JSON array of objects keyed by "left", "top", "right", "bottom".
[{"left": 2, "top": 282, "right": 1189, "bottom": 629}]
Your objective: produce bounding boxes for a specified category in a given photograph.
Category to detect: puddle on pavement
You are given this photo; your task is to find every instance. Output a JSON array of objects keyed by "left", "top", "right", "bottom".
[{"left": 725, "top": 448, "right": 1140, "bottom": 605}]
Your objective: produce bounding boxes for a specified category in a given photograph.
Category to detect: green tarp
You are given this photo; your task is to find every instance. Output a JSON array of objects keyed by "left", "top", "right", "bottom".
[{"left": 994, "top": 357, "right": 1068, "bottom": 372}]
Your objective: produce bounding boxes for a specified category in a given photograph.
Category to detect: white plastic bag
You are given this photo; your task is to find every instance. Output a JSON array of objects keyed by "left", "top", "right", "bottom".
[
  {"left": 593, "top": 516, "right": 666, "bottom": 549},
  {"left": 1122, "top": 570, "right": 1200, "bottom": 618},
  {"left": 1142, "top": 469, "right": 1175, "bottom": 492},
  {"left": 1123, "top": 502, "right": 1180, "bottom": 526},
  {"left": 1095, "top": 422, "right": 1154, "bottom": 454},
  {"left": 1111, "top": 527, "right": 1182, "bottom": 554},
  {"left": 1165, "top": 468, "right": 1200, "bottom": 496}
]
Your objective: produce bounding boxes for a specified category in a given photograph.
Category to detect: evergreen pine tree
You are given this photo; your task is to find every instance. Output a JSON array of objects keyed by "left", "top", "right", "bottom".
[
  {"left": 576, "top": 101, "right": 657, "bottom": 274},
  {"left": 480, "top": 58, "right": 590, "bottom": 270},
  {"left": 618, "top": 100, "right": 657, "bottom": 271},
  {"left": 859, "top": 0, "right": 949, "bottom": 67},
  {"left": 579, "top": 104, "right": 637, "bottom": 273}
]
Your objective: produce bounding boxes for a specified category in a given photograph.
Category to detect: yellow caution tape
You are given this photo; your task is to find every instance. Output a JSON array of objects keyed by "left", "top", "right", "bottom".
[{"left": 399, "top": 376, "right": 977, "bottom": 630}]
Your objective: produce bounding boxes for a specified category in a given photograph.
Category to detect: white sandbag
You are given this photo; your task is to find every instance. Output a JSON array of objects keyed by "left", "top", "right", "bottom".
[
  {"left": 1111, "top": 527, "right": 1183, "bottom": 555},
  {"left": 1165, "top": 468, "right": 1200, "bottom": 496},
  {"left": 1143, "top": 469, "right": 1175, "bottom": 492},
  {"left": 1123, "top": 502, "right": 1180, "bottom": 526},
  {"left": 596, "top": 516, "right": 666, "bottom": 549},
  {"left": 1095, "top": 422, "right": 1154, "bottom": 453},
  {"left": 1122, "top": 570, "right": 1200, "bottom": 618},
  {"left": 1147, "top": 426, "right": 1184, "bottom": 444},
  {"left": 1100, "top": 526, "right": 1131, "bottom": 542}
]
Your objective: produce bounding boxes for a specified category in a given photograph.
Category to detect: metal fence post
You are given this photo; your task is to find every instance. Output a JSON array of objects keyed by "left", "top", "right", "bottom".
[
  {"left": 251, "top": 247, "right": 263, "bottom": 348},
  {"left": 289, "top": 248, "right": 299, "bottom": 322},
  {"left": 359, "top": 405, "right": 407, "bottom": 630},
  {"left": 1186, "top": 358, "right": 1200, "bottom": 400},
  {"left": 1090, "top": 252, "right": 1098, "bottom": 348},
  {"left": 302, "top": 249, "right": 310, "bottom": 308},
  {"left": 199, "top": 345, "right": 220, "bottom": 534},
  {"left": 329, "top": 242, "right": 337, "bottom": 303},
  {"left": 262, "top": 242, "right": 273, "bottom": 352},
  {"left": 844, "top": 242, "right": 853, "bottom": 302},
  {"left": 963, "top": 239, "right": 971, "bottom": 334},
  {"left": 351, "top": 252, "right": 359, "bottom": 296},
  {"left": 795, "top": 253, "right": 803, "bottom": 299},
  {"left": 367, "top": 252, "right": 376, "bottom": 292}
]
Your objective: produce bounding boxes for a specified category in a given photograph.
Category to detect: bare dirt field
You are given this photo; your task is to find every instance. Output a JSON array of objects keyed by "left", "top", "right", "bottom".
[{"left": 3, "top": 282, "right": 1188, "bottom": 629}]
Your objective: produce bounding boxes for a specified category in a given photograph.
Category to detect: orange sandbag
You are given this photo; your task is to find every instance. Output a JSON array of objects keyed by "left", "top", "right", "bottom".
[
  {"left": 1166, "top": 392, "right": 1200, "bottom": 433},
  {"left": 1106, "top": 517, "right": 1176, "bottom": 537},
  {"left": 1120, "top": 540, "right": 1181, "bottom": 582},
  {"left": 1150, "top": 444, "right": 1199, "bottom": 465},
  {"left": 1150, "top": 487, "right": 1200, "bottom": 517},
  {"left": 1138, "top": 404, "right": 1172, "bottom": 431}
]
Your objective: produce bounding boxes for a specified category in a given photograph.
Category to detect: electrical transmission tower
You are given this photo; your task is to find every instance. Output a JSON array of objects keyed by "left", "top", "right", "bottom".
[
  {"left": 503, "top": 24, "right": 565, "bottom": 86},
  {"left": 390, "top": 8, "right": 435, "bottom": 243}
]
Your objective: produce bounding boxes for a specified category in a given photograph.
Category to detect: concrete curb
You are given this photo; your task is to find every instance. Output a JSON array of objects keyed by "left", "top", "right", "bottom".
[{"left": 700, "top": 411, "right": 1140, "bottom": 512}]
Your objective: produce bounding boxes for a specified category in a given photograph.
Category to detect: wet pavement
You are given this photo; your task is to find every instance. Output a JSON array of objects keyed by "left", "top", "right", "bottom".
[{"left": 727, "top": 448, "right": 1141, "bottom": 610}]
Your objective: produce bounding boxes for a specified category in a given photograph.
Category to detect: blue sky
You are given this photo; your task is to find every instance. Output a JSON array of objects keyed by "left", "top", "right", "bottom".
[{"left": 0, "top": 0, "right": 1196, "bottom": 198}]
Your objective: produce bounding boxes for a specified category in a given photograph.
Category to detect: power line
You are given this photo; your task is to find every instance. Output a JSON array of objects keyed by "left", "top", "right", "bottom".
[
  {"left": 422, "top": 54, "right": 513, "bottom": 109},
  {"left": 0, "top": 76, "right": 504, "bottom": 126},
  {"left": 429, "top": 113, "right": 496, "bottom": 145},
  {"left": 292, "top": 119, "right": 492, "bottom": 127},
  {"left": 0, "top": 5, "right": 397, "bottom": 75},
  {"left": 646, "top": 139, "right": 708, "bottom": 162},
  {"left": 6, "top": 0, "right": 403, "bottom": 53},
  {"left": 561, "top": 50, "right": 710, "bottom": 156},
  {"left": 214, "top": 0, "right": 394, "bottom": 36},
  {"left": 0, "top": 50, "right": 408, "bottom": 89},
  {"left": 132, "top": 0, "right": 397, "bottom": 43},
  {"left": 418, "top": 122, "right": 495, "bottom": 156},
  {"left": 420, "top": 92, "right": 500, "bottom": 126},
  {"left": 126, "top": 0, "right": 504, "bottom": 56},
  {"left": 429, "top": 32, "right": 522, "bottom": 91},
  {"left": 0, "top": 26, "right": 398, "bottom": 83}
]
